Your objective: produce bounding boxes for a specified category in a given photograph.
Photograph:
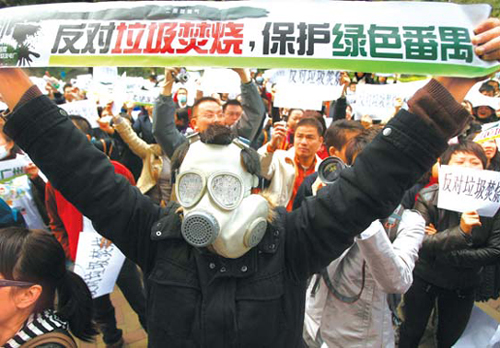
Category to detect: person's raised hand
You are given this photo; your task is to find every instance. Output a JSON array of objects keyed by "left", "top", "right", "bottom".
[
  {"left": 161, "top": 67, "right": 181, "bottom": 96},
  {"left": 435, "top": 18, "right": 500, "bottom": 103},
  {"left": 473, "top": 18, "right": 500, "bottom": 61},
  {"left": 231, "top": 68, "right": 251, "bottom": 84}
]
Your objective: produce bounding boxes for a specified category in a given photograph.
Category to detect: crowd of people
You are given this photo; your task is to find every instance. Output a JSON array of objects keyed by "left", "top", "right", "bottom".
[{"left": 0, "top": 16, "right": 499, "bottom": 348}]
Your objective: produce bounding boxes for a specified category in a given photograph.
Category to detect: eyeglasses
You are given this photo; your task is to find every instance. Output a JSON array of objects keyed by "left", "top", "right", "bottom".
[{"left": 0, "top": 279, "right": 34, "bottom": 288}]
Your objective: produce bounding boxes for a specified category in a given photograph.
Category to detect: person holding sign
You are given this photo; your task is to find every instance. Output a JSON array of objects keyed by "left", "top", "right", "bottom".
[
  {"left": 399, "top": 141, "right": 500, "bottom": 348},
  {"left": 0, "top": 17, "right": 499, "bottom": 348}
]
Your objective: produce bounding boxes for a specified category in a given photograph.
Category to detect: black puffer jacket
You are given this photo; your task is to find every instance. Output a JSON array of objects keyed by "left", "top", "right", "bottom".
[{"left": 414, "top": 184, "right": 500, "bottom": 290}]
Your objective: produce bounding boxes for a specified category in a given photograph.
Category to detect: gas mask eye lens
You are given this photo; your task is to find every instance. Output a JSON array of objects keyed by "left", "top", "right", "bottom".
[
  {"left": 177, "top": 172, "right": 205, "bottom": 208},
  {"left": 209, "top": 173, "right": 243, "bottom": 210}
]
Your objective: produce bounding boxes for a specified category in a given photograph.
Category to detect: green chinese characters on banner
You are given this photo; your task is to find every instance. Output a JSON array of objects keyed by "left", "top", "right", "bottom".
[{"left": 0, "top": 1, "right": 498, "bottom": 77}]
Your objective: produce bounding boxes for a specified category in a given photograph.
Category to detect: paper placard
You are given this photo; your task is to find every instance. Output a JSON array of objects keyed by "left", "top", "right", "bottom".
[
  {"left": 59, "top": 100, "right": 100, "bottom": 128},
  {"left": 438, "top": 165, "right": 500, "bottom": 217},
  {"left": 93, "top": 67, "right": 118, "bottom": 84},
  {"left": 74, "top": 217, "right": 125, "bottom": 298},
  {"left": 201, "top": 68, "right": 241, "bottom": 95},
  {"left": 273, "top": 84, "right": 325, "bottom": 110},
  {"left": 353, "top": 80, "right": 428, "bottom": 120},
  {"left": 474, "top": 121, "right": 500, "bottom": 143}
]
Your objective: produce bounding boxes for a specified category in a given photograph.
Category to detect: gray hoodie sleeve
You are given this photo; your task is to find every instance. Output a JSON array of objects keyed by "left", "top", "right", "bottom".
[
  {"left": 235, "top": 81, "right": 265, "bottom": 142},
  {"left": 152, "top": 94, "right": 187, "bottom": 158}
]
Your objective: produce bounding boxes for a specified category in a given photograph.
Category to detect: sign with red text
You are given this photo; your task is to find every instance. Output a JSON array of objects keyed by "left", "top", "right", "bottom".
[{"left": 0, "top": 2, "right": 497, "bottom": 77}]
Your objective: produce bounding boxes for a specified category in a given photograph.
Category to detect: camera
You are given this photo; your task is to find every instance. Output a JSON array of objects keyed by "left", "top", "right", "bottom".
[
  {"left": 172, "top": 68, "right": 189, "bottom": 83},
  {"left": 318, "top": 156, "right": 348, "bottom": 185}
]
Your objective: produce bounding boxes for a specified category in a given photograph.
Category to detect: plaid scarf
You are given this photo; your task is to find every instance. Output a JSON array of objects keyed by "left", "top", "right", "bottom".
[{"left": 3, "top": 309, "right": 67, "bottom": 348}]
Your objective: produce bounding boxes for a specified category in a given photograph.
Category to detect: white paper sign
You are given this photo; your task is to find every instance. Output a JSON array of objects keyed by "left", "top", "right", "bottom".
[
  {"left": 129, "top": 88, "right": 161, "bottom": 106},
  {"left": 73, "top": 74, "right": 93, "bottom": 92},
  {"left": 59, "top": 100, "right": 100, "bottom": 128},
  {"left": 353, "top": 80, "right": 428, "bottom": 120},
  {"left": 201, "top": 68, "right": 241, "bottom": 95},
  {"left": 438, "top": 165, "right": 500, "bottom": 217},
  {"left": 93, "top": 67, "right": 118, "bottom": 84},
  {"left": 74, "top": 218, "right": 125, "bottom": 299},
  {"left": 273, "top": 84, "right": 326, "bottom": 110}
]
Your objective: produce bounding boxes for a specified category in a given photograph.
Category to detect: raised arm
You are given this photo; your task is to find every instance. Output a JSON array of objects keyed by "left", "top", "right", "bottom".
[
  {"left": 113, "top": 115, "right": 152, "bottom": 159},
  {"left": 1, "top": 69, "right": 162, "bottom": 271},
  {"left": 357, "top": 211, "right": 424, "bottom": 294},
  {"left": 152, "top": 67, "right": 187, "bottom": 158},
  {"left": 233, "top": 68, "right": 266, "bottom": 142},
  {"left": 284, "top": 77, "right": 472, "bottom": 280}
]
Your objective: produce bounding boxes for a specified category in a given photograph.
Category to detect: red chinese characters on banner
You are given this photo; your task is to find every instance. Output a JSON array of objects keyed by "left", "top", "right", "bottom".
[{"left": 110, "top": 21, "right": 243, "bottom": 55}]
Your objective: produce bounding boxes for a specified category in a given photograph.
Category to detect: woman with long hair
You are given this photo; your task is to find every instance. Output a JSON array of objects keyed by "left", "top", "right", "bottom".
[{"left": 0, "top": 227, "right": 97, "bottom": 347}]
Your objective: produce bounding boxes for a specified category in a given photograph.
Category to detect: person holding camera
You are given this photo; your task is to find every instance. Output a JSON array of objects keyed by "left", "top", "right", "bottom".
[
  {"left": 259, "top": 117, "right": 324, "bottom": 210},
  {"left": 303, "top": 128, "right": 425, "bottom": 348}
]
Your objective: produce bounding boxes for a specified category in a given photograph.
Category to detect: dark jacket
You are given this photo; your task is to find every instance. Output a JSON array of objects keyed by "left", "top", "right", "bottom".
[
  {"left": 133, "top": 112, "right": 155, "bottom": 144},
  {"left": 5, "top": 79, "right": 468, "bottom": 347},
  {"left": 414, "top": 184, "right": 500, "bottom": 290}
]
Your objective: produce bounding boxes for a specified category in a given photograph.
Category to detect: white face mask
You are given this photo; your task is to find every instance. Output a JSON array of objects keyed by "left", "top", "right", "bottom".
[
  {"left": 0, "top": 145, "right": 10, "bottom": 160},
  {"left": 176, "top": 139, "right": 269, "bottom": 259}
]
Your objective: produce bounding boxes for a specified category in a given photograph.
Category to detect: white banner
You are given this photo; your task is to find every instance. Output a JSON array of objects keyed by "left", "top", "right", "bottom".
[
  {"left": 0, "top": 2, "right": 497, "bottom": 77},
  {"left": 59, "top": 99, "right": 100, "bottom": 128},
  {"left": 74, "top": 218, "right": 125, "bottom": 299},
  {"left": 438, "top": 165, "right": 500, "bottom": 217}
]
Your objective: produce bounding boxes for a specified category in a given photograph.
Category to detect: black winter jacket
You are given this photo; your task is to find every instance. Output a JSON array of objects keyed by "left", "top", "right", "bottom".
[
  {"left": 5, "top": 80, "right": 468, "bottom": 347},
  {"left": 414, "top": 184, "right": 500, "bottom": 290}
]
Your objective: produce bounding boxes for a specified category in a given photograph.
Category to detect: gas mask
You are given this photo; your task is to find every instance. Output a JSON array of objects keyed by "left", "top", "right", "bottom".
[{"left": 175, "top": 137, "right": 269, "bottom": 259}]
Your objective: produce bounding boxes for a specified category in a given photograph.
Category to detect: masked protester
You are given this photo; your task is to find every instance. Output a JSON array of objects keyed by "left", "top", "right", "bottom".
[{"left": 1, "top": 19, "right": 499, "bottom": 346}]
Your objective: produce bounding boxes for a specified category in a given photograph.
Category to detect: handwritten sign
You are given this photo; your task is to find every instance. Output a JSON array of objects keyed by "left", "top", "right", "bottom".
[
  {"left": 438, "top": 165, "right": 500, "bottom": 217},
  {"left": 74, "top": 218, "right": 125, "bottom": 298},
  {"left": 353, "top": 80, "right": 428, "bottom": 119},
  {"left": 129, "top": 88, "right": 161, "bottom": 106},
  {"left": 59, "top": 100, "right": 100, "bottom": 128}
]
